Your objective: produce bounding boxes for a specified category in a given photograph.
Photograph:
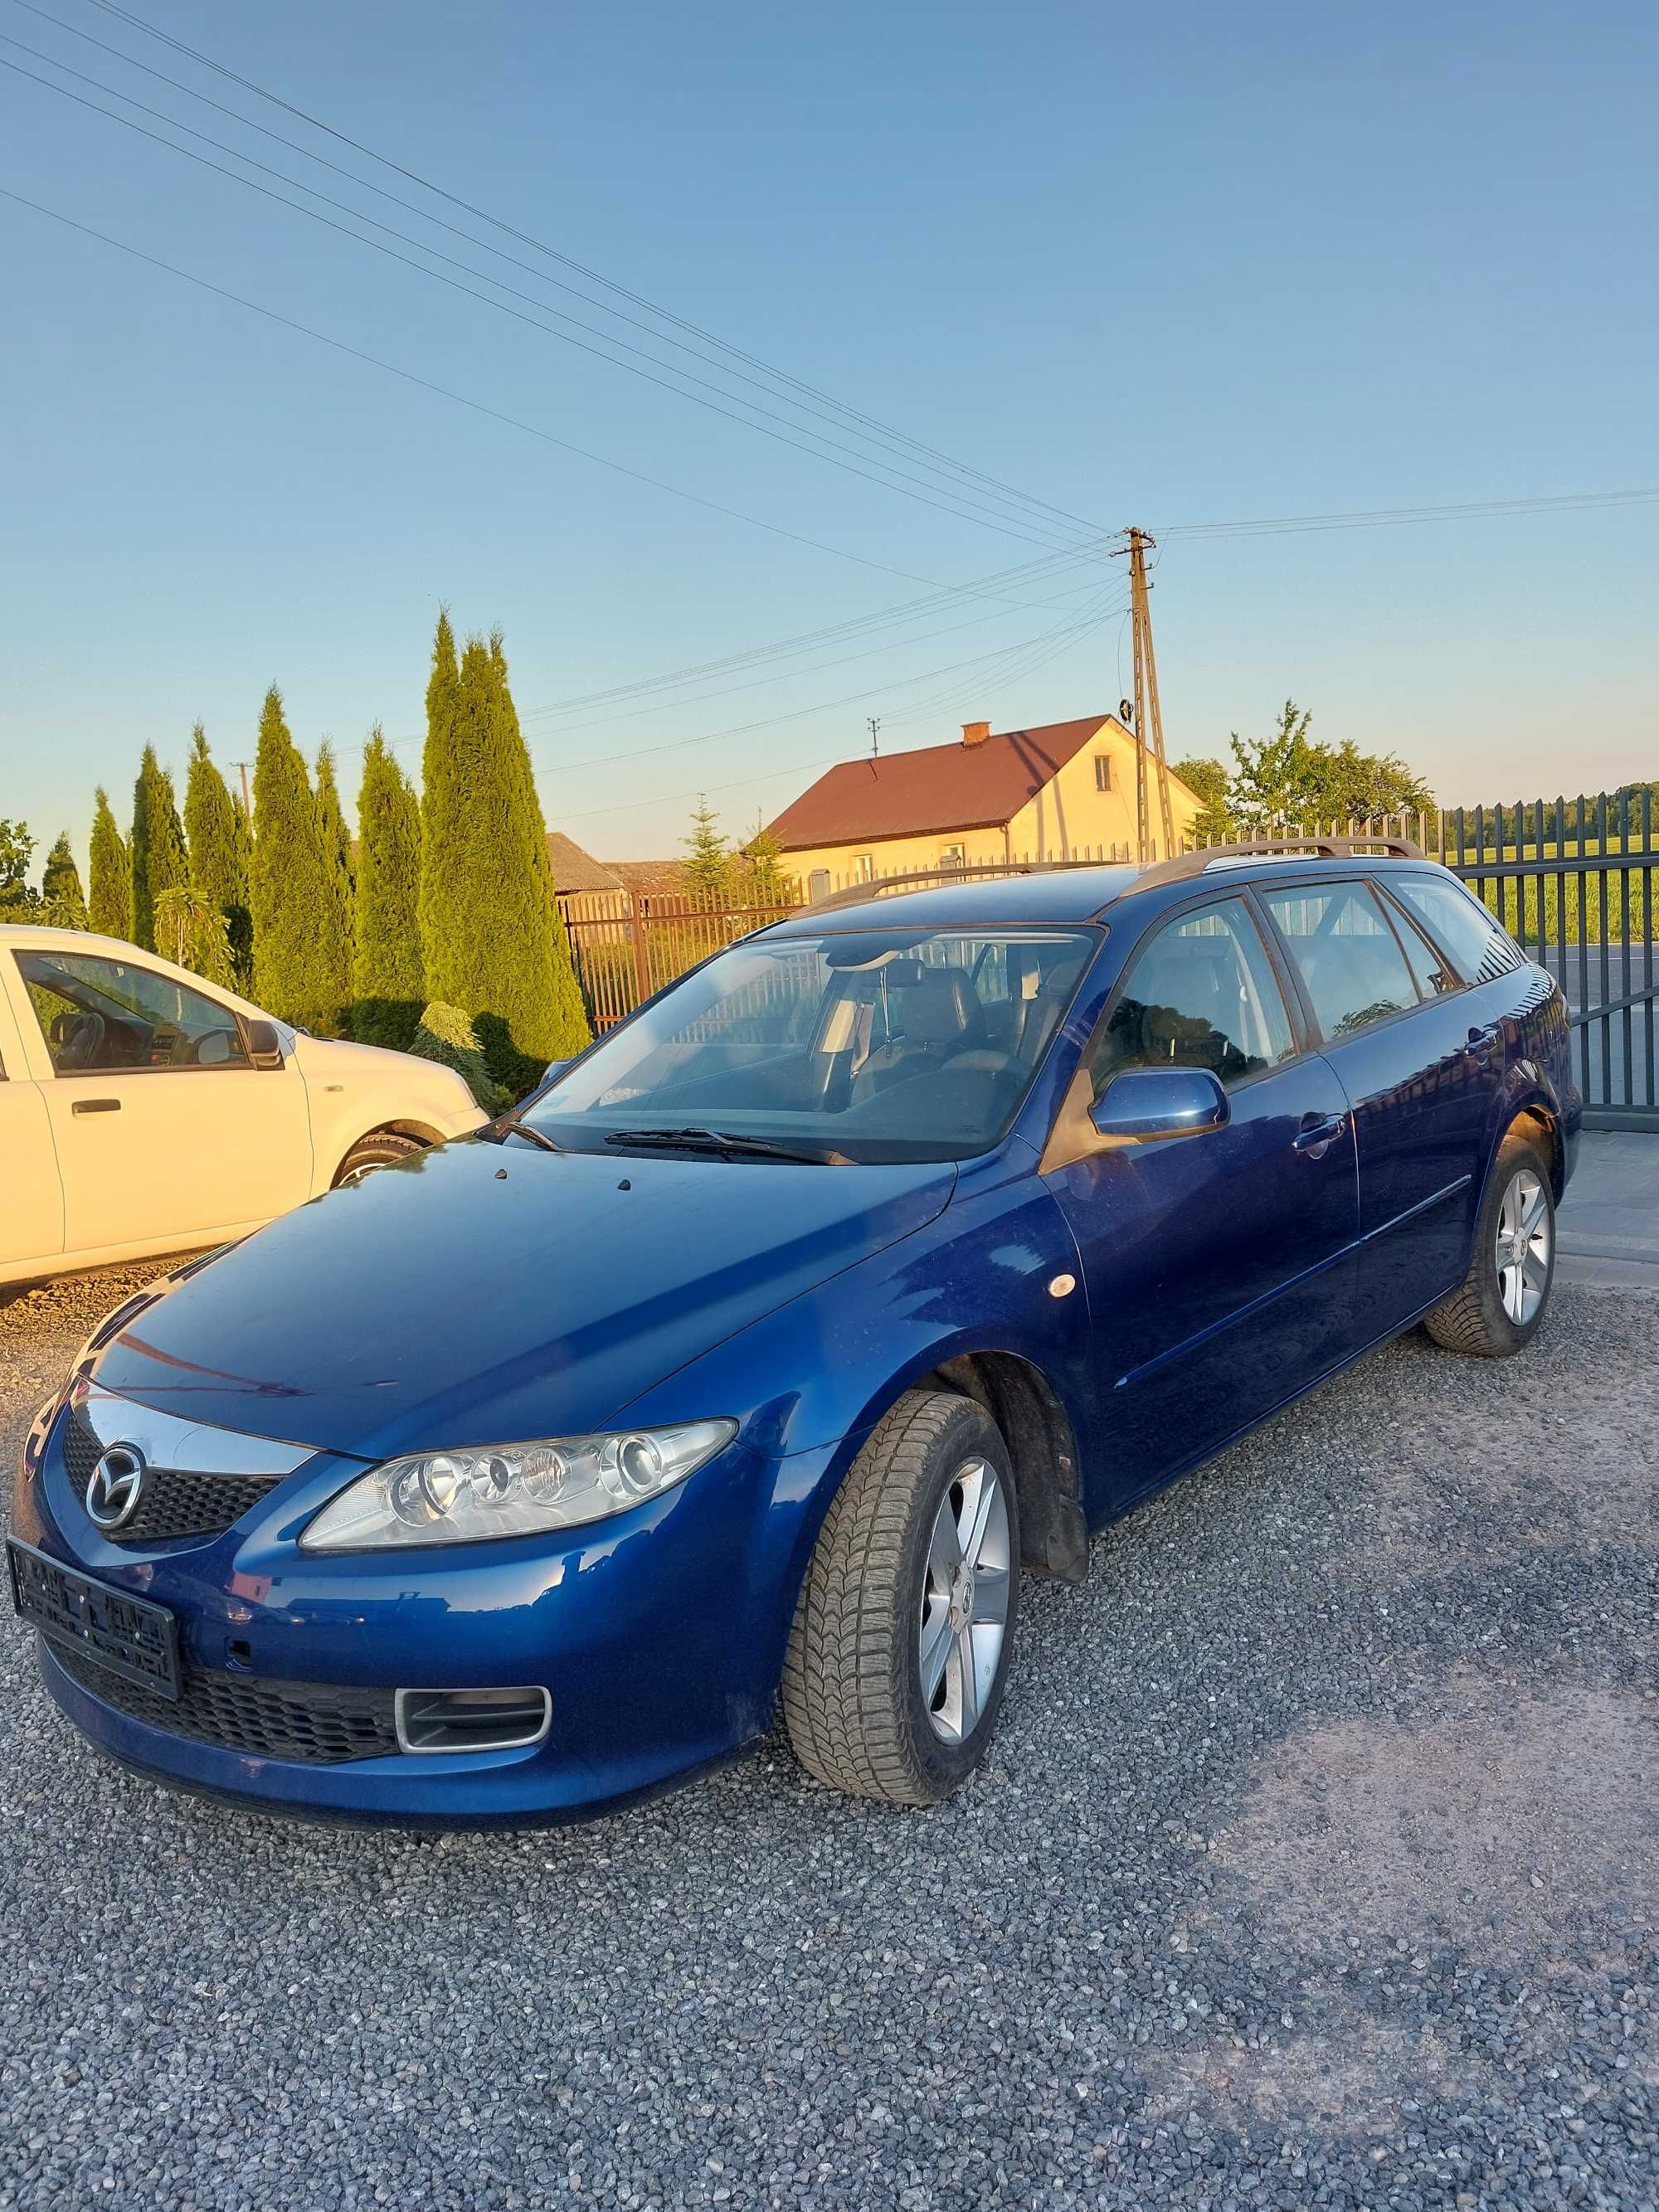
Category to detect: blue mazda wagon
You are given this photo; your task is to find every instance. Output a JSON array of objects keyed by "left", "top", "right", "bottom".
[{"left": 10, "top": 841, "right": 1579, "bottom": 1824}]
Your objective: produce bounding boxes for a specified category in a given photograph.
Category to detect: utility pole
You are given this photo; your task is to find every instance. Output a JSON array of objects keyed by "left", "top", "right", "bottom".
[
  {"left": 231, "top": 760, "right": 253, "bottom": 819},
  {"left": 1113, "top": 527, "right": 1175, "bottom": 862},
  {"left": 867, "top": 715, "right": 881, "bottom": 761}
]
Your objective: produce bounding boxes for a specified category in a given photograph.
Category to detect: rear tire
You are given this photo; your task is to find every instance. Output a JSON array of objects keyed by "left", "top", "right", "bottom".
[
  {"left": 781, "top": 1389, "right": 1019, "bottom": 1806},
  {"left": 1423, "top": 1129, "right": 1555, "bottom": 1357},
  {"left": 332, "top": 1130, "right": 426, "bottom": 1188}
]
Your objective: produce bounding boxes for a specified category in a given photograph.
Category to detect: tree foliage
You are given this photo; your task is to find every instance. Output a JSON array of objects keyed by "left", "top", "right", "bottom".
[
  {"left": 88, "top": 788, "right": 133, "bottom": 939},
  {"left": 184, "top": 724, "right": 252, "bottom": 983},
  {"left": 0, "top": 819, "right": 38, "bottom": 919},
  {"left": 352, "top": 726, "right": 424, "bottom": 1048},
  {"left": 250, "top": 685, "right": 346, "bottom": 1034},
  {"left": 41, "top": 832, "right": 88, "bottom": 928},
  {"left": 408, "top": 1000, "right": 510, "bottom": 1113},
  {"left": 738, "top": 822, "right": 791, "bottom": 903},
  {"left": 681, "top": 793, "right": 731, "bottom": 898},
  {"left": 153, "top": 882, "right": 234, "bottom": 984},
  {"left": 418, "top": 616, "right": 590, "bottom": 1091},
  {"left": 1224, "top": 702, "right": 1434, "bottom": 836},
  {"left": 1170, "top": 756, "right": 1234, "bottom": 844},
  {"left": 313, "top": 740, "right": 355, "bottom": 1017},
  {"left": 129, "top": 746, "right": 189, "bottom": 950}
]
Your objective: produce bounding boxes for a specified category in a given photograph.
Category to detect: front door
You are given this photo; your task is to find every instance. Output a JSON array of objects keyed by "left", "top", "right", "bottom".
[
  {"left": 1256, "top": 878, "right": 1505, "bottom": 1344},
  {"left": 0, "top": 999, "right": 64, "bottom": 1271},
  {"left": 1045, "top": 894, "right": 1361, "bottom": 1507},
  {"left": 12, "top": 946, "right": 314, "bottom": 1255}
]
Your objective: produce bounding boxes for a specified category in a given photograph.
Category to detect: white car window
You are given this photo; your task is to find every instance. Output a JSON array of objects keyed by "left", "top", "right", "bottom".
[{"left": 16, "top": 949, "right": 249, "bottom": 1075}]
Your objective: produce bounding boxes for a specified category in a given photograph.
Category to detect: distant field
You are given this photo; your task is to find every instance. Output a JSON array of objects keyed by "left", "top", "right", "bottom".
[{"left": 1453, "top": 839, "right": 1657, "bottom": 947}]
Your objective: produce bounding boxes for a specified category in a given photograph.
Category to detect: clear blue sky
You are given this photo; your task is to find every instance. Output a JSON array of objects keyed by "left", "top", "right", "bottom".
[{"left": 2, "top": 0, "right": 1655, "bottom": 873}]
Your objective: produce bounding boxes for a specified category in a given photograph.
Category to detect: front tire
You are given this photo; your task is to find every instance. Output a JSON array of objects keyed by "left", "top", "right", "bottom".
[
  {"left": 332, "top": 1130, "right": 426, "bottom": 1188},
  {"left": 1423, "top": 1129, "right": 1555, "bottom": 1357},
  {"left": 781, "top": 1389, "right": 1019, "bottom": 1806}
]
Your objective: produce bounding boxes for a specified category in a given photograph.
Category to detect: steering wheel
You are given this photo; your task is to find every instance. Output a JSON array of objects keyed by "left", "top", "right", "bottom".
[{"left": 56, "top": 1010, "right": 106, "bottom": 1071}]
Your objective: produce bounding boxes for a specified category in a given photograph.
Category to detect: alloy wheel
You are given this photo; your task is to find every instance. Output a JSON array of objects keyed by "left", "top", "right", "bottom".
[
  {"left": 1495, "top": 1166, "right": 1551, "bottom": 1325},
  {"left": 918, "top": 1457, "right": 1012, "bottom": 1743}
]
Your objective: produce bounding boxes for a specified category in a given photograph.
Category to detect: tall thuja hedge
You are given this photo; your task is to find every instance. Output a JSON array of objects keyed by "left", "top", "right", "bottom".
[
  {"left": 184, "top": 724, "right": 252, "bottom": 984},
  {"left": 41, "top": 832, "right": 89, "bottom": 927},
  {"left": 129, "top": 745, "right": 188, "bottom": 951},
  {"left": 88, "top": 789, "right": 131, "bottom": 938},
  {"left": 313, "top": 741, "right": 354, "bottom": 1015},
  {"left": 418, "top": 616, "right": 590, "bottom": 1091},
  {"left": 352, "top": 727, "right": 424, "bottom": 1048},
  {"left": 250, "top": 686, "right": 344, "bottom": 1034}
]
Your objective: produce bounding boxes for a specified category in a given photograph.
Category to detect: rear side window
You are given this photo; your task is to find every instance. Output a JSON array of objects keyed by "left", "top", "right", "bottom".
[
  {"left": 1384, "top": 896, "right": 1460, "bottom": 999},
  {"left": 1262, "top": 882, "right": 1418, "bottom": 1043},
  {"left": 1090, "top": 896, "right": 1296, "bottom": 1094},
  {"left": 1391, "top": 874, "right": 1522, "bottom": 985}
]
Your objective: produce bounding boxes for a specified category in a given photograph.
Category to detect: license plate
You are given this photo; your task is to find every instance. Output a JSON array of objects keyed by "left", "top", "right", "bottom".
[{"left": 7, "top": 1538, "right": 180, "bottom": 1702}]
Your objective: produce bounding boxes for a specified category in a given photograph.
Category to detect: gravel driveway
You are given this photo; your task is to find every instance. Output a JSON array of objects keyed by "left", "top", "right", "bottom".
[{"left": 2, "top": 1262, "right": 1653, "bottom": 2210}]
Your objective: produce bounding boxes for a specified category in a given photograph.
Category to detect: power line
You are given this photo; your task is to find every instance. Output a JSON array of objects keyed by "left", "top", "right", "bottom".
[
  {"left": 0, "top": 183, "right": 1097, "bottom": 595},
  {"left": 12, "top": 0, "right": 1105, "bottom": 545},
  {"left": 47, "top": 0, "right": 1107, "bottom": 542},
  {"left": 0, "top": 46, "right": 1090, "bottom": 552},
  {"left": 1161, "top": 489, "right": 1659, "bottom": 538},
  {"left": 533, "top": 590, "right": 1129, "bottom": 776}
]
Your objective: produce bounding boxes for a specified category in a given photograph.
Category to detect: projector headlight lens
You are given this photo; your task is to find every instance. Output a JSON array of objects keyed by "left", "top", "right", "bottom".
[{"left": 301, "top": 1420, "right": 735, "bottom": 1551}]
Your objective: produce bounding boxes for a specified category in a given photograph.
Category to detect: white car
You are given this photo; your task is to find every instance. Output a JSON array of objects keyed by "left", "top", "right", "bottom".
[{"left": 0, "top": 925, "right": 487, "bottom": 1290}]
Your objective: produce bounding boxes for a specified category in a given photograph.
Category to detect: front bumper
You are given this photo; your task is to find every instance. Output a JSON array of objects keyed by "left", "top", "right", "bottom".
[{"left": 15, "top": 1403, "right": 830, "bottom": 1828}]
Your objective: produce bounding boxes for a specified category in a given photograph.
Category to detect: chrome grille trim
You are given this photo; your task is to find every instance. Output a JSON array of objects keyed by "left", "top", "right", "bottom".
[{"left": 71, "top": 1379, "right": 315, "bottom": 1477}]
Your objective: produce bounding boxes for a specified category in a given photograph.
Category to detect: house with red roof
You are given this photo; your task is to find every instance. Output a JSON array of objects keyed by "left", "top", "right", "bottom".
[{"left": 762, "top": 713, "right": 1204, "bottom": 897}]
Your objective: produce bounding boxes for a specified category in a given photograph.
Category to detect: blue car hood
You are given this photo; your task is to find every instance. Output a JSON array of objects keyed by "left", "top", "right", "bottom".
[{"left": 91, "top": 1138, "right": 956, "bottom": 1458}]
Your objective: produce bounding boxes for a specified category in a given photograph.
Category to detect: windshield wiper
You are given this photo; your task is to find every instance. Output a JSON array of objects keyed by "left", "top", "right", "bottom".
[
  {"left": 601, "top": 1125, "right": 848, "bottom": 1165},
  {"left": 479, "top": 1117, "right": 563, "bottom": 1153}
]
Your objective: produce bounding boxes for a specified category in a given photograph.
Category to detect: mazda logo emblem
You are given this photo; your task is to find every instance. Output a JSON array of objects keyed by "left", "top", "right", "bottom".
[{"left": 86, "top": 1443, "right": 147, "bottom": 1531}]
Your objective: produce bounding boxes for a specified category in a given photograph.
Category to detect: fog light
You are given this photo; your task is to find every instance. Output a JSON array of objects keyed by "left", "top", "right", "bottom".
[{"left": 394, "top": 1686, "right": 551, "bottom": 1754}]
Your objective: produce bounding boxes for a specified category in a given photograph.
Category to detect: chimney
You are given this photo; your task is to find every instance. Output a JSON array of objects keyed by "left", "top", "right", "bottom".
[{"left": 961, "top": 720, "right": 991, "bottom": 748}]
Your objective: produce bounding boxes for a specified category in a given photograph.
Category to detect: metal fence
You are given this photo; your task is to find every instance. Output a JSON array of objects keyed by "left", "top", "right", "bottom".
[
  {"left": 1443, "top": 794, "right": 1657, "bottom": 1132},
  {"left": 556, "top": 801, "right": 1659, "bottom": 1131}
]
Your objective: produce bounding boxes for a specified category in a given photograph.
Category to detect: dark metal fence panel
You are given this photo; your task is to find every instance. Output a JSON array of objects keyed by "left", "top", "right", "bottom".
[{"left": 1443, "top": 790, "right": 1657, "bottom": 1132}]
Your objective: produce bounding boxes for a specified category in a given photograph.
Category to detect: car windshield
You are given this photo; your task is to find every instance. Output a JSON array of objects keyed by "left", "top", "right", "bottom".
[{"left": 521, "top": 925, "right": 1100, "bottom": 1163}]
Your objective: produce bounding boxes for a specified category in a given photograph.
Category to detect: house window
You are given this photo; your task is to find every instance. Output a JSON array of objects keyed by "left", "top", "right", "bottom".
[
  {"left": 938, "top": 843, "right": 966, "bottom": 870},
  {"left": 1094, "top": 755, "right": 1113, "bottom": 792}
]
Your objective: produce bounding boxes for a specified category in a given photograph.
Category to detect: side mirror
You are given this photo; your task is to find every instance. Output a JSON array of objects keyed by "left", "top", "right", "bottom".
[
  {"left": 1089, "top": 1065, "right": 1228, "bottom": 1144},
  {"left": 244, "top": 1018, "right": 286, "bottom": 1071}
]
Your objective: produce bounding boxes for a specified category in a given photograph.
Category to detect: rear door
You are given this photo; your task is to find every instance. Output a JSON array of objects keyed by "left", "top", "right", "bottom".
[
  {"left": 12, "top": 945, "right": 314, "bottom": 1255},
  {"left": 1044, "top": 892, "right": 1360, "bottom": 1501},
  {"left": 1256, "top": 876, "right": 1503, "bottom": 1344}
]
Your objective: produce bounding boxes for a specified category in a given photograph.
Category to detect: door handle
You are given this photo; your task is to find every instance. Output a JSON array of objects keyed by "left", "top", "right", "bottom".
[
  {"left": 1465, "top": 1023, "right": 1501, "bottom": 1062},
  {"left": 1292, "top": 1110, "right": 1347, "bottom": 1157},
  {"left": 71, "top": 1097, "right": 121, "bottom": 1116}
]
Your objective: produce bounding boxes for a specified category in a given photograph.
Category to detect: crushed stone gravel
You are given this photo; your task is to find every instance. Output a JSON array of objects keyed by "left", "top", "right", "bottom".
[{"left": 1, "top": 1262, "right": 1653, "bottom": 2210}]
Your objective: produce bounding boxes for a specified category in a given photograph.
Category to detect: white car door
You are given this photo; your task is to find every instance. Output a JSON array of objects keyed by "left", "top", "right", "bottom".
[
  {"left": 10, "top": 943, "right": 316, "bottom": 1256},
  {"left": 0, "top": 984, "right": 64, "bottom": 1274}
]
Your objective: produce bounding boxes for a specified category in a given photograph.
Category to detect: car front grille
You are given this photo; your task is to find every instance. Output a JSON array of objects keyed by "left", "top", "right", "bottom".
[
  {"left": 44, "top": 1636, "right": 399, "bottom": 1765},
  {"left": 61, "top": 1404, "right": 288, "bottom": 1545}
]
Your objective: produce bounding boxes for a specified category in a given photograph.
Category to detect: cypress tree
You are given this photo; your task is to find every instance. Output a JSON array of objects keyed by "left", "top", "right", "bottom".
[
  {"left": 250, "top": 686, "right": 344, "bottom": 1034},
  {"left": 41, "top": 832, "right": 90, "bottom": 928},
  {"left": 87, "top": 788, "right": 132, "bottom": 939},
  {"left": 314, "top": 740, "right": 355, "bottom": 1014},
  {"left": 352, "top": 727, "right": 424, "bottom": 1048},
  {"left": 183, "top": 723, "right": 252, "bottom": 983},
  {"left": 129, "top": 745, "right": 188, "bottom": 951},
  {"left": 419, "top": 617, "right": 590, "bottom": 1091}
]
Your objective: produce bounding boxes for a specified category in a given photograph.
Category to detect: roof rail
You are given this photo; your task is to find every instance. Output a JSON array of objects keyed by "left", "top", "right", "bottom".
[
  {"left": 802, "top": 858, "right": 1112, "bottom": 914},
  {"left": 1132, "top": 834, "right": 1423, "bottom": 893}
]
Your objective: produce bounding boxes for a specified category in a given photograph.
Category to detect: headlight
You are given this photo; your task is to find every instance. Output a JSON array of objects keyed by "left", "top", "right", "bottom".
[{"left": 300, "top": 1419, "right": 737, "bottom": 1552}]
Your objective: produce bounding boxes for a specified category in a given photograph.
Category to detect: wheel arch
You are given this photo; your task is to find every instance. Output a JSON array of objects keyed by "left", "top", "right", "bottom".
[
  {"left": 907, "top": 1349, "right": 1088, "bottom": 1582},
  {"left": 329, "top": 1119, "right": 444, "bottom": 1184}
]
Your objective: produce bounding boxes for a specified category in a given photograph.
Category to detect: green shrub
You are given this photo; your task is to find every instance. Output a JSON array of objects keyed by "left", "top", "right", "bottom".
[{"left": 409, "top": 1000, "right": 511, "bottom": 1114}]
